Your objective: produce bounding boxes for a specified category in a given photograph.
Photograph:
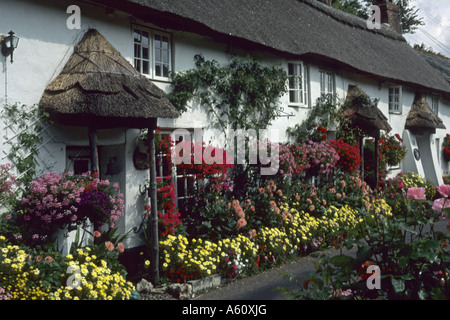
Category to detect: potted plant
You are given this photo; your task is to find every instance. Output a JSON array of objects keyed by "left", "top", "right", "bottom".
[{"left": 443, "top": 134, "right": 450, "bottom": 162}]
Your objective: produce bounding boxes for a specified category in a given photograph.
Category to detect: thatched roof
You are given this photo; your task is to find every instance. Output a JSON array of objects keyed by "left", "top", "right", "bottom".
[
  {"left": 417, "top": 51, "right": 450, "bottom": 85},
  {"left": 92, "top": 0, "right": 450, "bottom": 98},
  {"left": 39, "top": 29, "right": 179, "bottom": 129},
  {"left": 344, "top": 85, "right": 392, "bottom": 135},
  {"left": 405, "top": 93, "right": 446, "bottom": 133}
]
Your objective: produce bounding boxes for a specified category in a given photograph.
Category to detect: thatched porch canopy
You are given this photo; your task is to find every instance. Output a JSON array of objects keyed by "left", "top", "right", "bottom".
[
  {"left": 344, "top": 85, "right": 392, "bottom": 136},
  {"left": 405, "top": 93, "right": 446, "bottom": 133},
  {"left": 39, "top": 29, "right": 179, "bottom": 129}
]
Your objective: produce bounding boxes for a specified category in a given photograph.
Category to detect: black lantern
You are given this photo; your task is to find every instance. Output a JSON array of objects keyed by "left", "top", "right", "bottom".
[{"left": 1, "top": 31, "right": 19, "bottom": 63}]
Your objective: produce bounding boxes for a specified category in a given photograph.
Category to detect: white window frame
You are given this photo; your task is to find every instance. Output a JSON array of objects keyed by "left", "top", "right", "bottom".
[
  {"left": 288, "top": 62, "right": 309, "bottom": 107},
  {"left": 388, "top": 86, "right": 402, "bottom": 114},
  {"left": 319, "top": 70, "right": 335, "bottom": 97},
  {"left": 133, "top": 25, "right": 172, "bottom": 81}
]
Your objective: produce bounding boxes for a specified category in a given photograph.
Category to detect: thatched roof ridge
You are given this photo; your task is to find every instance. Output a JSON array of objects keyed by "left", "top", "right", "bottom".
[
  {"left": 39, "top": 29, "right": 179, "bottom": 129},
  {"left": 405, "top": 93, "right": 446, "bottom": 133},
  {"left": 344, "top": 85, "right": 392, "bottom": 134},
  {"left": 91, "top": 0, "right": 450, "bottom": 98}
]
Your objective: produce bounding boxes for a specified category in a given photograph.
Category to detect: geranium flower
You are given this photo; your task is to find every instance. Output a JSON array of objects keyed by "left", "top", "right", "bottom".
[{"left": 407, "top": 187, "right": 426, "bottom": 200}]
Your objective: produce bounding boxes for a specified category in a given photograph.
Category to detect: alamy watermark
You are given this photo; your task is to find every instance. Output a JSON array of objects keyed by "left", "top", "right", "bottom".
[
  {"left": 67, "top": 5, "right": 81, "bottom": 30},
  {"left": 366, "top": 265, "right": 382, "bottom": 290},
  {"left": 367, "top": 5, "right": 381, "bottom": 30},
  {"left": 171, "top": 127, "right": 280, "bottom": 176}
]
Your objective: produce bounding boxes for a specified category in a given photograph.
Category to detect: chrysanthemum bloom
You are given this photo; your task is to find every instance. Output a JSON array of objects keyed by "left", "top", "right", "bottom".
[
  {"left": 407, "top": 187, "right": 426, "bottom": 200},
  {"left": 44, "top": 256, "right": 53, "bottom": 263},
  {"left": 105, "top": 241, "right": 115, "bottom": 252},
  {"left": 93, "top": 231, "right": 101, "bottom": 238},
  {"left": 117, "top": 242, "right": 125, "bottom": 253}
]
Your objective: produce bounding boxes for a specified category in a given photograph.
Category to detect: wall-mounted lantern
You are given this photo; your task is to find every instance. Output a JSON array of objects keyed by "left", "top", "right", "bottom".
[{"left": 1, "top": 31, "right": 19, "bottom": 63}]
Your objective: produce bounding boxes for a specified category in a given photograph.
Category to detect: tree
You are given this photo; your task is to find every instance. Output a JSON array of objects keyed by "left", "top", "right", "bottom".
[{"left": 330, "top": 0, "right": 424, "bottom": 34}]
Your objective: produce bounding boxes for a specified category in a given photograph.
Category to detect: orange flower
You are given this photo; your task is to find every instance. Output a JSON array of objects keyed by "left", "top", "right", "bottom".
[
  {"left": 105, "top": 241, "right": 115, "bottom": 252},
  {"left": 117, "top": 242, "right": 125, "bottom": 253},
  {"left": 236, "top": 217, "right": 247, "bottom": 229}
]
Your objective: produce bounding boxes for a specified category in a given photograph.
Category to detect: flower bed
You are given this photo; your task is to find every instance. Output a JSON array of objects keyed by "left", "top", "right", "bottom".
[{"left": 0, "top": 236, "right": 134, "bottom": 300}]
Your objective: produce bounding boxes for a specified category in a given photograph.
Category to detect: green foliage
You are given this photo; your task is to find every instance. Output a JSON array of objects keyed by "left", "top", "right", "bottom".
[
  {"left": 167, "top": 54, "right": 288, "bottom": 133},
  {"left": 284, "top": 194, "right": 450, "bottom": 300},
  {"left": 287, "top": 94, "right": 340, "bottom": 143}
]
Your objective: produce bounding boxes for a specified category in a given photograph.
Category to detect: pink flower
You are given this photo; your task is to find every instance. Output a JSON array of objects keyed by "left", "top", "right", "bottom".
[
  {"left": 236, "top": 218, "right": 247, "bottom": 229},
  {"left": 432, "top": 198, "right": 450, "bottom": 214},
  {"left": 93, "top": 231, "right": 101, "bottom": 238},
  {"left": 117, "top": 242, "right": 125, "bottom": 253},
  {"left": 407, "top": 187, "right": 426, "bottom": 200},
  {"left": 44, "top": 256, "right": 53, "bottom": 263},
  {"left": 105, "top": 241, "right": 115, "bottom": 252},
  {"left": 437, "top": 185, "right": 450, "bottom": 198}
]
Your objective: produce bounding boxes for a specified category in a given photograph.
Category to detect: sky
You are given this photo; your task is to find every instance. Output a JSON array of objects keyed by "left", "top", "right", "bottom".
[{"left": 402, "top": 0, "right": 450, "bottom": 57}]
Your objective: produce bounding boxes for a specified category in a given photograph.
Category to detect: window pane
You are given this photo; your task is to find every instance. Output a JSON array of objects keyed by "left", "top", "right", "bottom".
[
  {"left": 142, "top": 46, "right": 149, "bottom": 60},
  {"left": 163, "top": 64, "right": 169, "bottom": 78},
  {"left": 134, "top": 29, "right": 141, "bottom": 43},
  {"left": 162, "top": 51, "right": 169, "bottom": 64},
  {"left": 134, "top": 44, "right": 141, "bottom": 58},
  {"left": 155, "top": 64, "right": 161, "bottom": 77},
  {"left": 155, "top": 48, "right": 161, "bottom": 63},
  {"left": 154, "top": 34, "right": 161, "bottom": 48},
  {"left": 134, "top": 59, "right": 140, "bottom": 72},
  {"left": 142, "top": 31, "right": 149, "bottom": 45},
  {"left": 162, "top": 36, "right": 169, "bottom": 49},
  {"left": 290, "top": 90, "right": 298, "bottom": 103},
  {"left": 143, "top": 61, "right": 149, "bottom": 75}
]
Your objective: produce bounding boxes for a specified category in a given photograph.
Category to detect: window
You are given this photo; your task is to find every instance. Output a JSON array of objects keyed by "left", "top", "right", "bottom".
[
  {"left": 156, "top": 129, "right": 201, "bottom": 215},
  {"left": 388, "top": 86, "right": 402, "bottom": 113},
  {"left": 431, "top": 94, "right": 439, "bottom": 114},
  {"left": 133, "top": 26, "right": 171, "bottom": 80},
  {"left": 288, "top": 62, "right": 309, "bottom": 106},
  {"left": 319, "top": 70, "right": 335, "bottom": 97}
]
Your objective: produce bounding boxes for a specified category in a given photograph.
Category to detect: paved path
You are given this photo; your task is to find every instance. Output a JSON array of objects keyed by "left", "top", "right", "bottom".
[
  {"left": 195, "top": 247, "right": 356, "bottom": 300},
  {"left": 195, "top": 217, "right": 449, "bottom": 300}
]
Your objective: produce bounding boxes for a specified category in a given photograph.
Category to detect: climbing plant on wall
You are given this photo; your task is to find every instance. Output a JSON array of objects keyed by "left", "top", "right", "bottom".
[
  {"left": 167, "top": 54, "right": 288, "bottom": 134},
  {"left": 1, "top": 103, "right": 52, "bottom": 185}
]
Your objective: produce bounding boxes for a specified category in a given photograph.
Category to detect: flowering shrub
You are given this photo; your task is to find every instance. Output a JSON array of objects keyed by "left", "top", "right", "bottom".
[
  {"left": 442, "top": 134, "right": 450, "bottom": 158},
  {"left": 400, "top": 172, "right": 436, "bottom": 200},
  {"left": 278, "top": 140, "right": 339, "bottom": 178},
  {"left": 329, "top": 139, "right": 362, "bottom": 173},
  {"left": 0, "top": 163, "right": 18, "bottom": 206},
  {"left": 17, "top": 171, "right": 124, "bottom": 245},
  {"left": 0, "top": 236, "right": 134, "bottom": 300},
  {"left": 52, "top": 247, "right": 134, "bottom": 300},
  {"left": 159, "top": 234, "right": 258, "bottom": 281},
  {"left": 379, "top": 133, "right": 407, "bottom": 167},
  {"left": 143, "top": 178, "right": 181, "bottom": 237}
]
